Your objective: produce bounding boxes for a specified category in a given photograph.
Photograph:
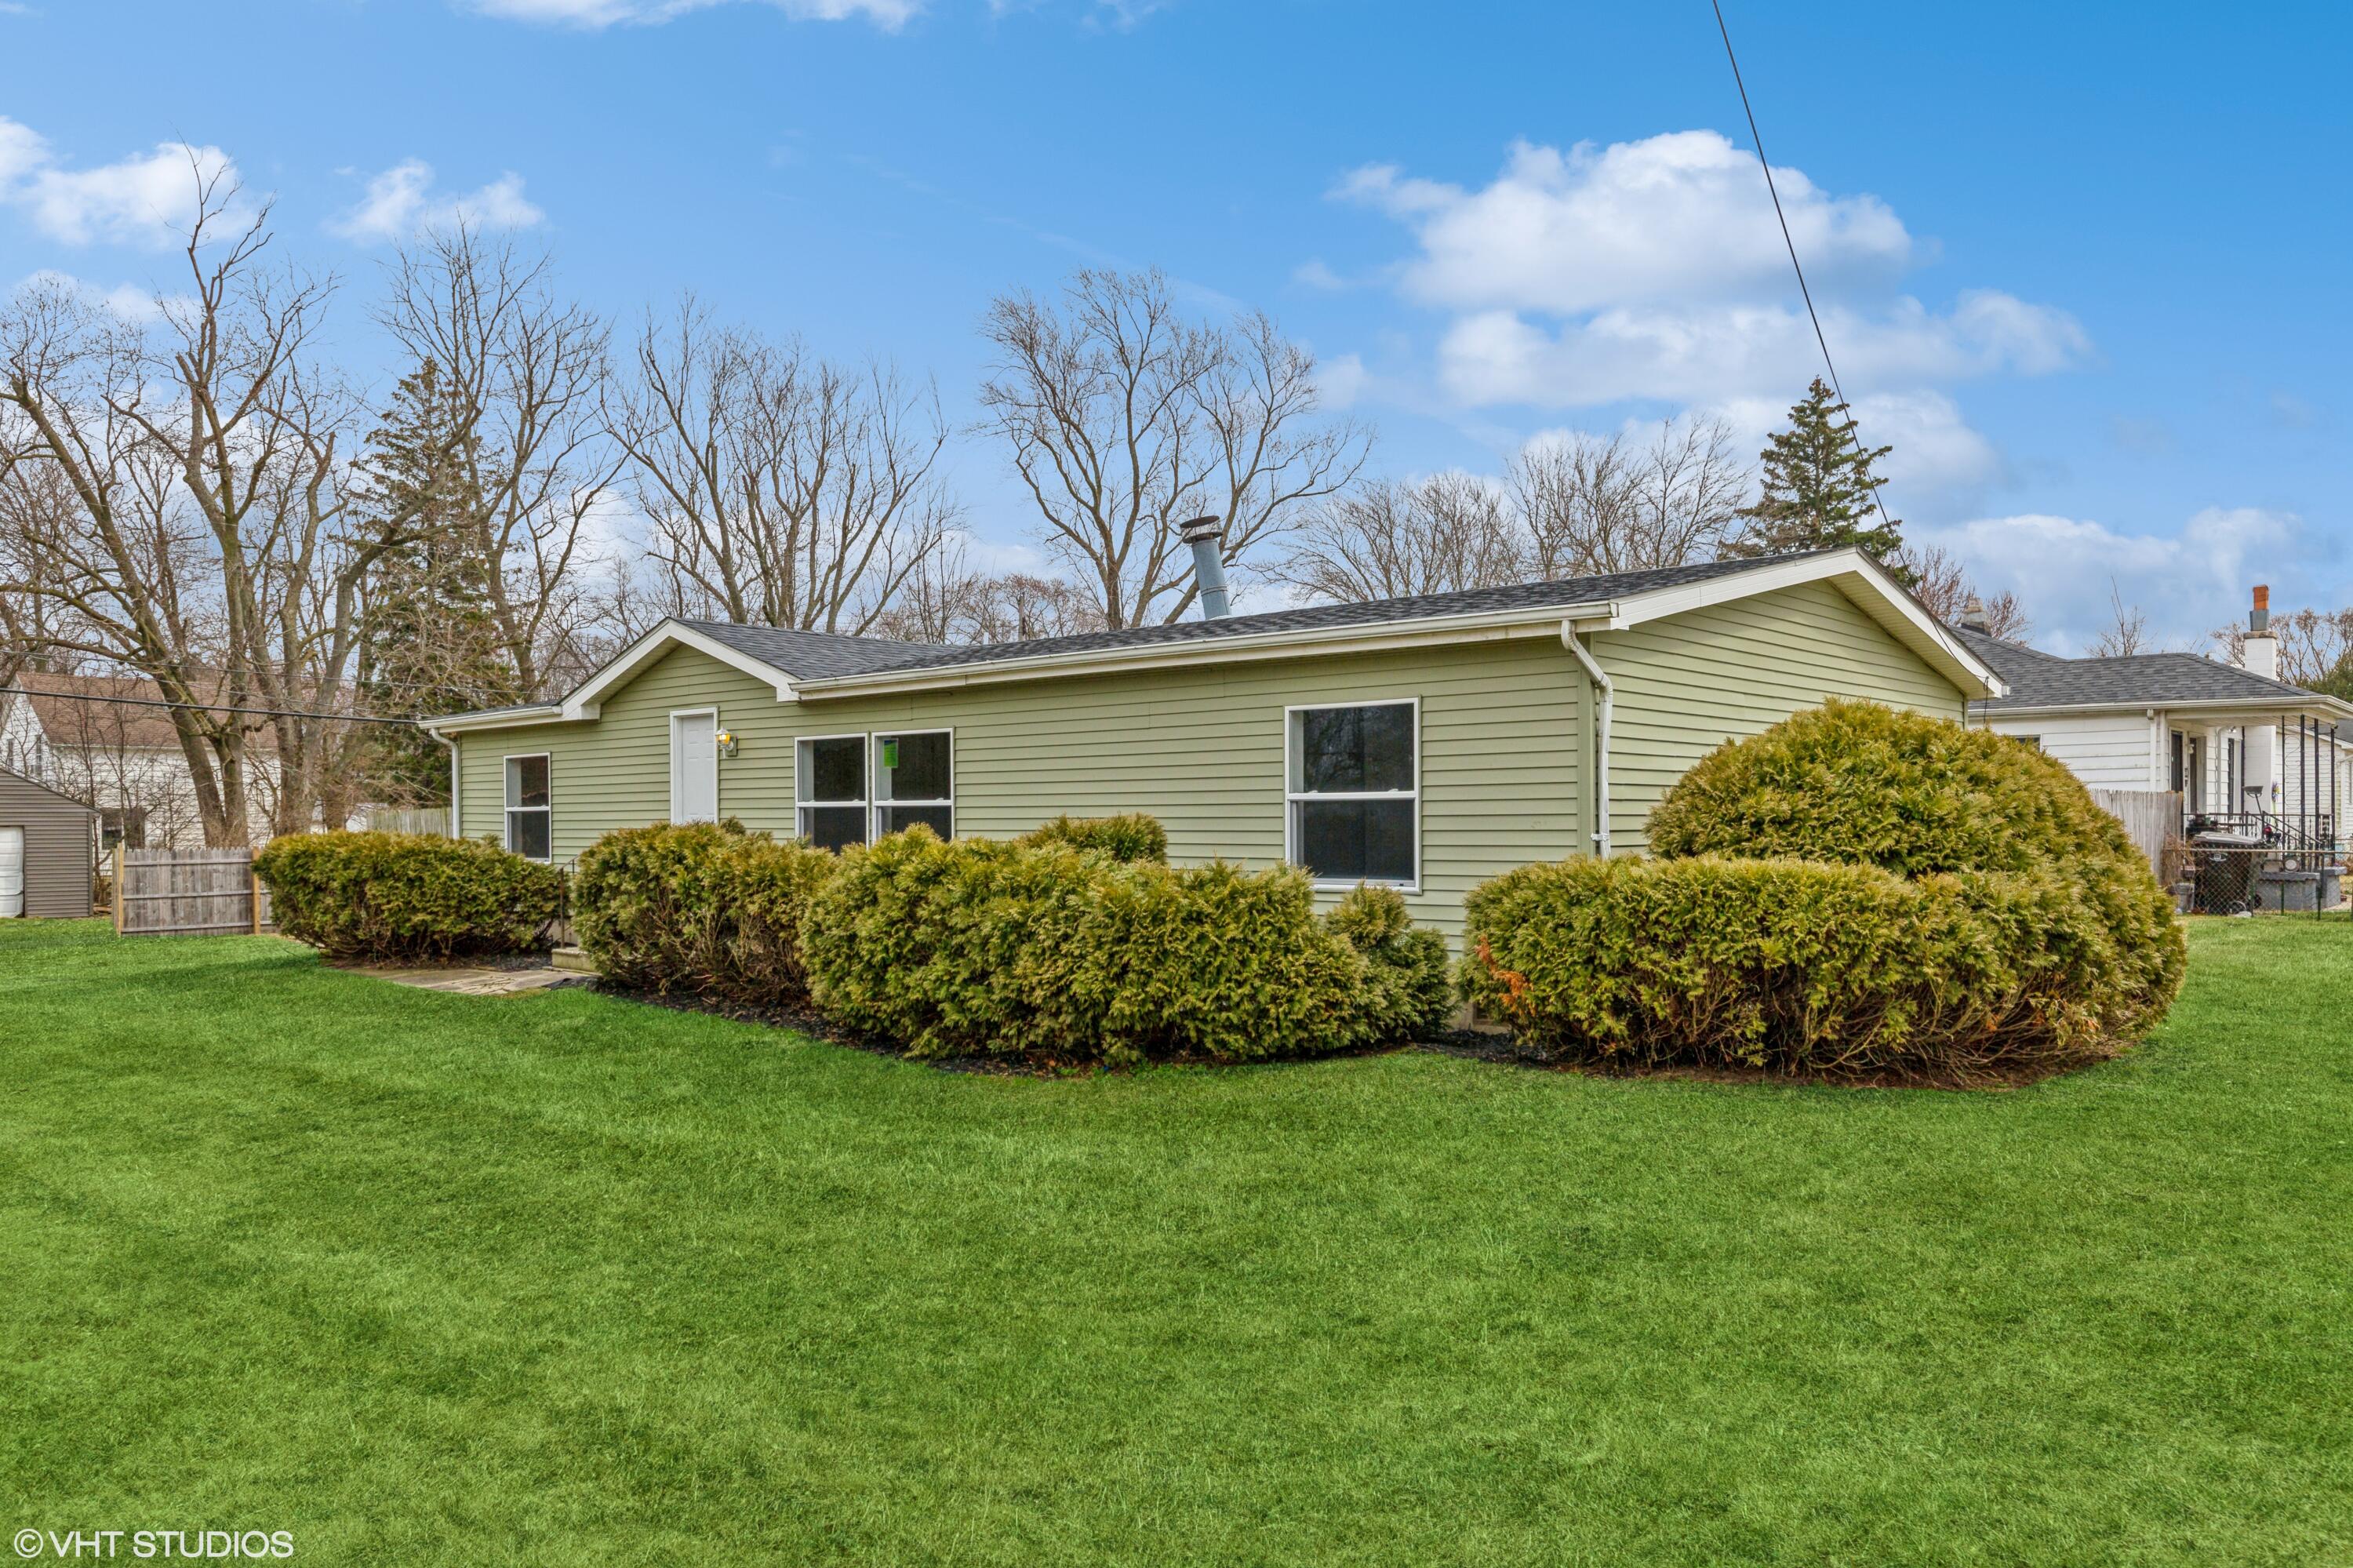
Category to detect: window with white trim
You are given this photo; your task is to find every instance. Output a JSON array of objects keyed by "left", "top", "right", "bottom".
[
  {"left": 1287, "top": 700, "right": 1417, "bottom": 888},
  {"left": 504, "top": 755, "right": 551, "bottom": 861},
  {"left": 874, "top": 730, "right": 953, "bottom": 839},
  {"left": 797, "top": 734, "right": 868, "bottom": 852}
]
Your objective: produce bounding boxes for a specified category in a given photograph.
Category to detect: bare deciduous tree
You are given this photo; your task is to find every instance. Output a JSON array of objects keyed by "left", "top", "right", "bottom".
[
  {"left": 1900, "top": 542, "right": 2031, "bottom": 640},
  {"left": 614, "top": 298, "right": 955, "bottom": 634},
  {"left": 2211, "top": 603, "right": 2353, "bottom": 689},
  {"left": 978, "top": 268, "right": 1367, "bottom": 628},
  {"left": 1514, "top": 416, "right": 1749, "bottom": 580},
  {"left": 0, "top": 172, "right": 419, "bottom": 842},
  {"left": 867, "top": 534, "right": 1106, "bottom": 645},
  {"left": 2089, "top": 580, "right": 2153, "bottom": 657},
  {"left": 1278, "top": 472, "right": 1522, "bottom": 602},
  {"left": 377, "top": 227, "right": 618, "bottom": 696}
]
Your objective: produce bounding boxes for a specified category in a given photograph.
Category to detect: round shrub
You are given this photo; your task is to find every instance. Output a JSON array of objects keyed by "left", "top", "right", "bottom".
[
  {"left": 572, "top": 821, "right": 838, "bottom": 1003},
  {"left": 1017, "top": 813, "right": 1169, "bottom": 863},
  {"left": 1326, "top": 884, "right": 1455, "bottom": 1043},
  {"left": 800, "top": 826, "right": 1450, "bottom": 1063},
  {"left": 1646, "top": 699, "right": 2184, "bottom": 1035},
  {"left": 1461, "top": 700, "right": 2186, "bottom": 1075},
  {"left": 253, "top": 831, "right": 562, "bottom": 962},
  {"left": 1649, "top": 698, "right": 2156, "bottom": 879},
  {"left": 1463, "top": 856, "right": 2118, "bottom": 1075}
]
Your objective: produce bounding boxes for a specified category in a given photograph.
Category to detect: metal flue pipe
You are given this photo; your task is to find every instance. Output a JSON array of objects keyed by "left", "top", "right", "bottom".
[{"left": 1180, "top": 515, "right": 1230, "bottom": 620}]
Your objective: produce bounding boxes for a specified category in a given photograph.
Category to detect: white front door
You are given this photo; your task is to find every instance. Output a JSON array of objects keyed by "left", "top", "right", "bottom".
[
  {"left": 671, "top": 712, "right": 718, "bottom": 824},
  {"left": 0, "top": 828, "right": 23, "bottom": 918}
]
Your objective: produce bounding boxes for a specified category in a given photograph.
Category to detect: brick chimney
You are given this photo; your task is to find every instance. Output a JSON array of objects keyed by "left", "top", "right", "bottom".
[{"left": 2242, "top": 584, "right": 2278, "bottom": 680}]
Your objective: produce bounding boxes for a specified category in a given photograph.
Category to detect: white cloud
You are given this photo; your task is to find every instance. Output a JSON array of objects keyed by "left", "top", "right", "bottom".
[
  {"left": 1913, "top": 505, "right": 2311, "bottom": 654},
  {"left": 1293, "top": 258, "right": 1349, "bottom": 291},
  {"left": 1434, "top": 291, "right": 2086, "bottom": 409},
  {"left": 1337, "top": 129, "right": 2093, "bottom": 518},
  {"left": 329, "top": 160, "right": 545, "bottom": 242},
  {"left": 1315, "top": 351, "right": 1368, "bottom": 412},
  {"left": 1340, "top": 133, "right": 1913, "bottom": 316},
  {"left": 463, "top": 0, "right": 920, "bottom": 27},
  {"left": 0, "top": 115, "right": 240, "bottom": 246}
]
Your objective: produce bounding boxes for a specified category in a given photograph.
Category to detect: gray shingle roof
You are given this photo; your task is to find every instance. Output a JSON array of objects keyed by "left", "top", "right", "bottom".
[
  {"left": 681, "top": 622, "right": 927, "bottom": 682},
  {"left": 1958, "top": 628, "right": 2328, "bottom": 712},
  {"left": 681, "top": 554, "right": 1821, "bottom": 685}
]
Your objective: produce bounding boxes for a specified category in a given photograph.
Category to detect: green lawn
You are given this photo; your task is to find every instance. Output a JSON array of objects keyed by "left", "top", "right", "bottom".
[{"left": 3, "top": 918, "right": 2350, "bottom": 1565}]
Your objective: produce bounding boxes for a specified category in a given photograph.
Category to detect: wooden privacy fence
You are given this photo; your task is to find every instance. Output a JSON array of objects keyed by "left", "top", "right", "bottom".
[
  {"left": 2090, "top": 788, "right": 2181, "bottom": 880},
  {"left": 361, "top": 806, "right": 450, "bottom": 836},
  {"left": 111, "top": 846, "right": 273, "bottom": 937}
]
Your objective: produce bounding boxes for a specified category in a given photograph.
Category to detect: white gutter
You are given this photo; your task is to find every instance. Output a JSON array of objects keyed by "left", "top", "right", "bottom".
[
  {"left": 1975, "top": 697, "right": 2353, "bottom": 722},
  {"left": 1562, "top": 625, "right": 1613, "bottom": 857}
]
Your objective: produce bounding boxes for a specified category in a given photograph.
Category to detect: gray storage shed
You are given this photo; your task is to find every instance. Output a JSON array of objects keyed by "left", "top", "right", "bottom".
[{"left": 0, "top": 764, "right": 97, "bottom": 919}]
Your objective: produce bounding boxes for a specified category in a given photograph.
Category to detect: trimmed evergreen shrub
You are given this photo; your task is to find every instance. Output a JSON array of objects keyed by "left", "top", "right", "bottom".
[
  {"left": 1327, "top": 884, "right": 1456, "bottom": 1044},
  {"left": 1463, "top": 857, "right": 2119, "bottom": 1075},
  {"left": 1650, "top": 698, "right": 2153, "bottom": 879},
  {"left": 571, "top": 821, "right": 837, "bottom": 1003},
  {"left": 1646, "top": 699, "right": 2184, "bottom": 1034},
  {"left": 254, "top": 831, "right": 563, "bottom": 962},
  {"left": 1462, "top": 700, "right": 2185, "bottom": 1075},
  {"left": 800, "top": 826, "right": 1450, "bottom": 1063},
  {"left": 1017, "top": 813, "right": 1170, "bottom": 863}
]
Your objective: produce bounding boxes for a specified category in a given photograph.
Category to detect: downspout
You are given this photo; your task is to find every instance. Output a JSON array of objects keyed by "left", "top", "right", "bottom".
[
  {"left": 424, "top": 723, "right": 459, "bottom": 838},
  {"left": 1563, "top": 626, "right": 1613, "bottom": 857}
]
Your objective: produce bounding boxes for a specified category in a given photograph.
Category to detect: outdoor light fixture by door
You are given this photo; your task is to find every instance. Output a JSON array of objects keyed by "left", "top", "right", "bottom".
[{"left": 715, "top": 729, "right": 739, "bottom": 759}]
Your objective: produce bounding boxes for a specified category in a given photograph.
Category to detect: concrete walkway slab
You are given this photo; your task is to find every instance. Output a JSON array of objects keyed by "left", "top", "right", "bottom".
[{"left": 341, "top": 961, "right": 584, "bottom": 996}]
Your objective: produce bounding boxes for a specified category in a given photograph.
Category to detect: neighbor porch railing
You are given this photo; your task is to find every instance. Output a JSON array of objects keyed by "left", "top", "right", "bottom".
[{"left": 2182, "top": 809, "right": 2340, "bottom": 854}]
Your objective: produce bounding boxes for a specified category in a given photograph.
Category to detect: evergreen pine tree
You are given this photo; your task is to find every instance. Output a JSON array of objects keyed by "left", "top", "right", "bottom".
[
  {"left": 1728, "top": 377, "right": 1914, "bottom": 586},
  {"left": 359, "top": 358, "right": 518, "bottom": 800}
]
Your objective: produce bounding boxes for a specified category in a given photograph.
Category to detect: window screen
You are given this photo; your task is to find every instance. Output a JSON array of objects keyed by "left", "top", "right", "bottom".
[
  {"left": 797, "top": 736, "right": 868, "bottom": 852},
  {"left": 504, "top": 755, "right": 551, "bottom": 862},
  {"left": 1287, "top": 702, "right": 1417, "bottom": 886},
  {"left": 874, "top": 730, "right": 953, "bottom": 839}
]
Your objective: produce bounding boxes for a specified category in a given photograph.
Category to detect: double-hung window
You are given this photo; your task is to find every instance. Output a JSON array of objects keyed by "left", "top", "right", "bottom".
[
  {"left": 797, "top": 734, "right": 869, "bottom": 852},
  {"left": 874, "top": 730, "right": 953, "bottom": 839},
  {"left": 1286, "top": 700, "right": 1417, "bottom": 890},
  {"left": 504, "top": 755, "right": 551, "bottom": 862}
]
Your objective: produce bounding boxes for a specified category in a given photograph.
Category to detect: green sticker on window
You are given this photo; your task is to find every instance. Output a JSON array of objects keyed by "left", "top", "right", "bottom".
[{"left": 882, "top": 740, "right": 899, "bottom": 769}]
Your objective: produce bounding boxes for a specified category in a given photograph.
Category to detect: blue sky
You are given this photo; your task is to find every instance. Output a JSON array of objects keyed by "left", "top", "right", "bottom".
[{"left": 2, "top": 0, "right": 2344, "bottom": 651}]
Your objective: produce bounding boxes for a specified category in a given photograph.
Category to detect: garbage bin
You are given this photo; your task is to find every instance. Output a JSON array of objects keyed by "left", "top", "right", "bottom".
[{"left": 2190, "top": 831, "right": 2263, "bottom": 914}]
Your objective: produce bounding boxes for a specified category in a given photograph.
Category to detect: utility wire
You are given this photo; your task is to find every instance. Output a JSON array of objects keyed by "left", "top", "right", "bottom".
[
  {"left": 0, "top": 686, "right": 424, "bottom": 728},
  {"left": 1708, "top": 0, "right": 1900, "bottom": 536}
]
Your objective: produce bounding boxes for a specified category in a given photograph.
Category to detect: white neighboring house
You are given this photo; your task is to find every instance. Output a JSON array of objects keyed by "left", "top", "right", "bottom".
[
  {"left": 1958, "top": 586, "right": 2353, "bottom": 843},
  {"left": 0, "top": 671, "right": 282, "bottom": 849}
]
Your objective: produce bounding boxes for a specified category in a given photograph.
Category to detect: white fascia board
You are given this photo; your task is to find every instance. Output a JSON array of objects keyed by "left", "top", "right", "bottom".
[
  {"left": 558, "top": 620, "right": 799, "bottom": 719},
  {"left": 422, "top": 705, "right": 568, "bottom": 735},
  {"left": 1984, "top": 696, "right": 2353, "bottom": 723},
  {"left": 1566, "top": 548, "right": 2008, "bottom": 701},
  {"left": 427, "top": 622, "right": 804, "bottom": 733},
  {"left": 787, "top": 605, "right": 1602, "bottom": 700}
]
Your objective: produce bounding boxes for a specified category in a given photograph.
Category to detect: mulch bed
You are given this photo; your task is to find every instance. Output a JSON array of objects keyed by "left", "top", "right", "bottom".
[{"left": 586, "top": 980, "right": 2078, "bottom": 1090}]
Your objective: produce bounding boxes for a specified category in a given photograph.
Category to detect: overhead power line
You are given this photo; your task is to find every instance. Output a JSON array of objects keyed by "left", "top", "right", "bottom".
[
  {"left": 1708, "top": 0, "right": 1900, "bottom": 534},
  {"left": 0, "top": 686, "right": 424, "bottom": 729}
]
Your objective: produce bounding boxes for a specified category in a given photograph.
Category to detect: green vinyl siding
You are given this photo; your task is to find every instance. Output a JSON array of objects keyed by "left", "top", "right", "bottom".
[
  {"left": 1595, "top": 576, "right": 1967, "bottom": 853},
  {"left": 455, "top": 575, "right": 1970, "bottom": 944},
  {"left": 460, "top": 631, "right": 1589, "bottom": 942}
]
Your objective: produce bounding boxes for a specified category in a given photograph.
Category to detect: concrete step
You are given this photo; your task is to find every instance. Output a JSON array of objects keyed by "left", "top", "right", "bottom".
[{"left": 550, "top": 946, "right": 598, "bottom": 975}]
